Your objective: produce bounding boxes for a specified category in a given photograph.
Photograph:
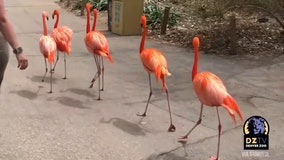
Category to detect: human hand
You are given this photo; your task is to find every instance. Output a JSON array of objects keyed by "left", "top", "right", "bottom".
[{"left": 15, "top": 53, "right": 28, "bottom": 70}]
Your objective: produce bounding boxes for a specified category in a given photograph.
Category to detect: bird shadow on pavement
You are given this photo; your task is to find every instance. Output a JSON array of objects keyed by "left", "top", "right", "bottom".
[
  {"left": 100, "top": 117, "right": 146, "bottom": 136},
  {"left": 28, "top": 75, "right": 58, "bottom": 84},
  {"left": 9, "top": 86, "right": 44, "bottom": 100},
  {"left": 60, "top": 88, "right": 95, "bottom": 98},
  {"left": 10, "top": 89, "right": 38, "bottom": 100},
  {"left": 49, "top": 96, "right": 89, "bottom": 109}
]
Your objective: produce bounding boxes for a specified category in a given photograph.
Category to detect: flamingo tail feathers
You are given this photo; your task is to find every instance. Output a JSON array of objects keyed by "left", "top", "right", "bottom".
[
  {"left": 66, "top": 47, "right": 71, "bottom": 55},
  {"left": 107, "top": 54, "right": 113, "bottom": 63},
  {"left": 223, "top": 95, "right": 243, "bottom": 124},
  {"left": 155, "top": 65, "right": 171, "bottom": 81},
  {"left": 48, "top": 51, "right": 55, "bottom": 63},
  {"left": 98, "top": 49, "right": 113, "bottom": 63}
]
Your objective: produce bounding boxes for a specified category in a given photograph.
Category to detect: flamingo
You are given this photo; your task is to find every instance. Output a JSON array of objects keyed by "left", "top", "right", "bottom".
[
  {"left": 50, "top": 9, "right": 73, "bottom": 79},
  {"left": 39, "top": 11, "right": 57, "bottom": 93},
  {"left": 179, "top": 37, "right": 243, "bottom": 160},
  {"left": 84, "top": 3, "right": 113, "bottom": 100},
  {"left": 136, "top": 15, "right": 175, "bottom": 132}
]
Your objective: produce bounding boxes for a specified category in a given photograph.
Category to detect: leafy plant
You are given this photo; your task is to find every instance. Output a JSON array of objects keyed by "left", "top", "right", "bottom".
[
  {"left": 89, "top": 0, "right": 107, "bottom": 11},
  {"left": 144, "top": 0, "right": 180, "bottom": 29}
]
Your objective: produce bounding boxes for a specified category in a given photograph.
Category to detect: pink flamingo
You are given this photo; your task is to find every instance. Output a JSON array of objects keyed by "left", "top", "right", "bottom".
[
  {"left": 50, "top": 9, "right": 73, "bottom": 79},
  {"left": 84, "top": 3, "right": 113, "bottom": 100},
  {"left": 39, "top": 11, "right": 57, "bottom": 93},
  {"left": 137, "top": 15, "right": 175, "bottom": 132},
  {"left": 179, "top": 37, "right": 243, "bottom": 159}
]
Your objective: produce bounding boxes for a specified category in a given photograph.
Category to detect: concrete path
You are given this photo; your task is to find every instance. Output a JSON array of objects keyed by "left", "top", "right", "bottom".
[{"left": 0, "top": 0, "right": 283, "bottom": 159}]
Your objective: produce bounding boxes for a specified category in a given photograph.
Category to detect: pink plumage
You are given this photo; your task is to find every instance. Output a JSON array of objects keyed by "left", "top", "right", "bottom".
[
  {"left": 39, "top": 36, "right": 57, "bottom": 63},
  {"left": 84, "top": 31, "right": 112, "bottom": 62},
  {"left": 50, "top": 9, "right": 73, "bottom": 79},
  {"left": 84, "top": 3, "right": 113, "bottom": 100},
  {"left": 39, "top": 11, "right": 57, "bottom": 63},
  {"left": 51, "top": 9, "right": 72, "bottom": 54},
  {"left": 180, "top": 37, "right": 243, "bottom": 160},
  {"left": 136, "top": 15, "right": 175, "bottom": 132},
  {"left": 39, "top": 11, "right": 57, "bottom": 93},
  {"left": 51, "top": 26, "right": 72, "bottom": 54}
]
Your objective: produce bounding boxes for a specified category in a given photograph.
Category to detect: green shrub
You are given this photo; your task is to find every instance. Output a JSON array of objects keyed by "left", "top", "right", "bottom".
[
  {"left": 70, "top": 0, "right": 107, "bottom": 11},
  {"left": 89, "top": 0, "right": 107, "bottom": 11},
  {"left": 143, "top": 0, "right": 180, "bottom": 29}
]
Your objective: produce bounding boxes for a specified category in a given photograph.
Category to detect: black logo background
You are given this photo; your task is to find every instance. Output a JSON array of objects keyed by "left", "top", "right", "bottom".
[{"left": 243, "top": 116, "right": 269, "bottom": 150}]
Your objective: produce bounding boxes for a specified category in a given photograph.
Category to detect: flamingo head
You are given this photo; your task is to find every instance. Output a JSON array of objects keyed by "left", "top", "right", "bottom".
[
  {"left": 42, "top": 11, "right": 49, "bottom": 20},
  {"left": 52, "top": 9, "right": 59, "bottom": 19},
  {"left": 93, "top": 8, "right": 98, "bottom": 16},
  {"left": 140, "top": 15, "right": 146, "bottom": 28},
  {"left": 192, "top": 37, "right": 200, "bottom": 49},
  {"left": 86, "top": 2, "right": 91, "bottom": 11}
]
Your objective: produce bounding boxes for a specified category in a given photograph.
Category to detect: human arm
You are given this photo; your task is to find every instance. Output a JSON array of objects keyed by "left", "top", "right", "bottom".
[{"left": 0, "top": 0, "right": 28, "bottom": 70}]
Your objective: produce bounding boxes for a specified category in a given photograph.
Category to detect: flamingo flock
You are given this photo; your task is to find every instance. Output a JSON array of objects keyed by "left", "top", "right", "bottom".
[{"left": 38, "top": 3, "right": 243, "bottom": 160}]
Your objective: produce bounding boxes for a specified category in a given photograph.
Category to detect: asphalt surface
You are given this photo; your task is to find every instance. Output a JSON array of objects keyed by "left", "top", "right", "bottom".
[{"left": 0, "top": 0, "right": 283, "bottom": 159}]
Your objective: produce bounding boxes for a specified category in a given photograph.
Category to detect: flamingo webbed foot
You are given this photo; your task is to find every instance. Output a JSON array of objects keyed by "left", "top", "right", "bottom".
[
  {"left": 168, "top": 124, "right": 176, "bottom": 132},
  {"left": 136, "top": 112, "right": 147, "bottom": 117},
  {"left": 178, "top": 135, "right": 189, "bottom": 142},
  {"left": 210, "top": 156, "right": 218, "bottom": 160}
]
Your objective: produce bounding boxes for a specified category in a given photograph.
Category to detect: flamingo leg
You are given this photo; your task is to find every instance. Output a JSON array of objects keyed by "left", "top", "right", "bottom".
[
  {"left": 97, "top": 56, "right": 102, "bottom": 100},
  {"left": 91, "top": 55, "right": 102, "bottom": 100},
  {"left": 63, "top": 52, "right": 67, "bottom": 79},
  {"left": 89, "top": 55, "right": 100, "bottom": 88},
  {"left": 100, "top": 57, "right": 104, "bottom": 91},
  {"left": 179, "top": 104, "right": 204, "bottom": 140},
  {"left": 210, "top": 107, "right": 222, "bottom": 160},
  {"left": 165, "top": 86, "right": 176, "bottom": 132},
  {"left": 48, "top": 62, "right": 53, "bottom": 93},
  {"left": 52, "top": 51, "right": 59, "bottom": 72},
  {"left": 137, "top": 73, "right": 152, "bottom": 117},
  {"left": 42, "top": 58, "right": 48, "bottom": 82}
]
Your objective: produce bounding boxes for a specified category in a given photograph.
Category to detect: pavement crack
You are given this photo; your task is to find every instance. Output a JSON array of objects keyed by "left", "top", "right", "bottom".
[{"left": 247, "top": 95, "right": 283, "bottom": 102}]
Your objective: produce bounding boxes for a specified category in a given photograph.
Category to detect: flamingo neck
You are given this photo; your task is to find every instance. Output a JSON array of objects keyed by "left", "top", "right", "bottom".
[
  {"left": 192, "top": 47, "right": 198, "bottom": 81},
  {"left": 86, "top": 8, "right": 90, "bottom": 34},
  {"left": 92, "top": 11, "right": 97, "bottom": 31},
  {"left": 140, "top": 24, "right": 146, "bottom": 53},
  {"left": 43, "top": 16, "right": 48, "bottom": 36},
  {"left": 53, "top": 14, "right": 59, "bottom": 28}
]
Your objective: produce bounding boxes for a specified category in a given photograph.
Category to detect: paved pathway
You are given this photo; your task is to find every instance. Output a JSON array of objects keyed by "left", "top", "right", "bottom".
[{"left": 0, "top": 0, "right": 283, "bottom": 159}]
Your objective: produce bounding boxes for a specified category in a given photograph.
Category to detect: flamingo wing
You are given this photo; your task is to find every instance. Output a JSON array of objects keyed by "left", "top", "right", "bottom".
[
  {"left": 51, "top": 26, "right": 73, "bottom": 54},
  {"left": 140, "top": 48, "right": 171, "bottom": 80},
  {"left": 193, "top": 71, "right": 243, "bottom": 122},
  {"left": 193, "top": 71, "right": 227, "bottom": 106},
  {"left": 39, "top": 35, "right": 57, "bottom": 63},
  {"left": 84, "top": 31, "right": 113, "bottom": 62}
]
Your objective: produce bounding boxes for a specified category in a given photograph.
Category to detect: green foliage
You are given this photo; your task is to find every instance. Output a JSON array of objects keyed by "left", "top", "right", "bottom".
[
  {"left": 89, "top": 0, "right": 107, "bottom": 11},
  {"left": 71, "top": 0, "right": 107, "bottom": 11},
  {"left": 143, "top": 1, "right": 180, "bottom": 29}
]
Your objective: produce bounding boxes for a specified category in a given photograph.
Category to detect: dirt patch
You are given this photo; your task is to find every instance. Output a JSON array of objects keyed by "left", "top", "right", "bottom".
[{"left": 58, "top": 0, "right": 284, "bottom": 60}]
